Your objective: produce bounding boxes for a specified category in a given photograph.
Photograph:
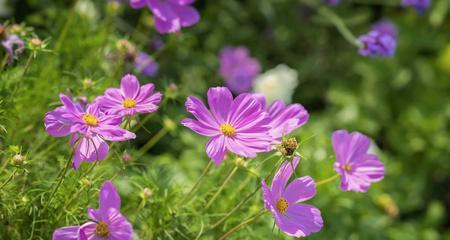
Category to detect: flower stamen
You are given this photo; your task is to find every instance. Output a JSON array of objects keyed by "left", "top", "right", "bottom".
[
  {"left": 343, "top": 163, "right": 352, "bottom": 172},
  {"left": 82, "top": 114, "right": 98, "bottom": 126},
  {"left": 95, "top": 221, "right": 109, "bottom": 237},
  {"left": 220, "top": 123, "right": 235, "bottom": 137},
  {"left": 276, "top": 198, "right": 289, "bottom": 214},
  {"left": 123, "top": 98, "right": 136, "bottom": 108}
]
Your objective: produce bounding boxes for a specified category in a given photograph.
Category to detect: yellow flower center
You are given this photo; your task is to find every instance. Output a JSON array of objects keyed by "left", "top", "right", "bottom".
[
  {"left": 123, "top": 98, "right": 136, "bottom": 108},
  {"left": 343, "top": 163, "right": 352, "bottom": 172},
  {"left": 82, "top": 114, "right": 98, "bottom": 126},
  {"left": 276, "top": 198, "right": 289, "bottom": 214},
  {"left": 95, "top": 221, "right": 109, "bottom": 237},
  {"left": 220, "top": 123, "right": 235, "bottom": 137}
]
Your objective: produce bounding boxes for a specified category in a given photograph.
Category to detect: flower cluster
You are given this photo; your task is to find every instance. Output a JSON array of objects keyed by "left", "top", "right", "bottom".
[
  {"left": 182, "top": 86, "right": 385, "bottom": 237},
  {"left": 357, "top": 20, "right": 398, "bottom": 57},
  {"left": 44, "top": 74, "right": 161, "bottom": 169},
  {"left": 0, "top": 24, "right": 24, "bottom": 64}
]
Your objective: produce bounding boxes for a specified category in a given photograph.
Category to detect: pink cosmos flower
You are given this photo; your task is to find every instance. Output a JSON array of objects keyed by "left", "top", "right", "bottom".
[
  {"left": 52, "top": 181, "right": 133, "bottom": 240},
  {"left": 130, "top": 0, "right": 200, "bottom": 34},
  {"left": 332, "top": 130, "right": 385, "bottom": 192},
  {"left": 181, "top": 87, "right": 272, "bottom": 165},
  {"left": 97, "top": 74, "right": 162, "bottom": 116},
  {"left": 219, "top": 47, "right": 261, "bottom": 95},
  {"left": 262, "top": 157, "right": 323, "bottom": 237},
  {"left": 44, "top": 94, "right": 135, "bottom": 169},
  {"left": 1, "top": 34, "right": 25, "bottom": 64}
]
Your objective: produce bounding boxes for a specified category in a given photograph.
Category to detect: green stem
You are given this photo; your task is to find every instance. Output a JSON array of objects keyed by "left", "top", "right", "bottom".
[
  {"left": 316, "top": 173, "right": 340, "bottom": 186},
  {"left": 218, "top": 209, "right": 266, "bottom": 240},
  {"left": 208, "top": 157, "right": 284, "bottom": 230},
  {"left": 205, "top": 165, "right": 238, "bottom": 210},
  {"left": 0, "top": 54, "right": 8, "bottom": 71},
  {"left": 21, "top": 54, "right": 33, "bottom": 78},
  {"left": 0, "top": 168, "right": 17, "bottom": 190},
  {"left": 317, "top": 7, "right": 359, "bottom": 47},
  {"left": 177, "top": 161, "right": 213, "bottom": 208},
  {"left": 54, "top": 1, "right": 78, "bottom": 52},
  {"left": 137, "top": 127, "right": 168, "bottom": 156}
]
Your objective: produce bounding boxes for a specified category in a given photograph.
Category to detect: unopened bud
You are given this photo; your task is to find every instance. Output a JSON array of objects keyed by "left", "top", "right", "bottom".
[
  {"left": 376, "top": 194, "right": 398, "bottom": 218},
  {"left": 163, "top": 117, "right": 176, "bottom": 132},
  {"left": 81, "top": 178, "right": 92, "bottom": 186},
  {"left": 122, "top": 151, "right": 132, "bottom": 162},
  {"left": 83, "top": 78, "right": 94, "bottom": 89},
  {"left": 168, "top": 83, "right": 178, "bottom": 92},
  {"left": 116, "top": 39, "right": 136, "bottom": 61},
  {"left": 140, "top": 187, "right": 153, "bottom": 199},
  {"left": 11, "top": 154, "right": 25, "bottom": 166},
  {"left": 277, "top": 138, "right": 298, "bottom": 157},
  {"left": 234, "top": 157, "right": 247, "bottom": 168},
  {"left": 0, "top": 25, "right": 5, "bottom": 39}
]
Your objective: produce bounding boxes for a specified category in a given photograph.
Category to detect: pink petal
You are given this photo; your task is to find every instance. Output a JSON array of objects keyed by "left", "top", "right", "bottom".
[
  {"left": 52, "top": 226, "right": 80, "bottom": 240},
  {"left": 283, "top": 176, "right": 316, "bottom": 204},
  {"left": 181, "top": 118, "right": 219, "bottom": 137},
  {"left": 271, "top": 157, "right": 300, "bottom": 198},
  {"left": 207, "top": 87, "right": 233, "bottom": 124},
  {"left": 120, "top": 74, "right": 140, "bottom": 99},
  {"left": 206, "top": 135, "right": 227, "bottom": 165},
  {"left": 171, "top": 4, "right": 200, "bottom": 27},
  {"left": 184, "top": 96, "right": 219, "bottom": 128}
]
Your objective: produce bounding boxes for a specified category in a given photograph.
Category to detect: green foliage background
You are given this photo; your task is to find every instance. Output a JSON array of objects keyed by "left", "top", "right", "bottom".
[{"left": 0, "top": 0, "right": 449, "bottom": 239}]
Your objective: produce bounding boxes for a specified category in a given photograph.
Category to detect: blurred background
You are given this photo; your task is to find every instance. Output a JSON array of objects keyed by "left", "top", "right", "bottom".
[{"left": 0, "top": 0, "right": 449, "bottom": 239}]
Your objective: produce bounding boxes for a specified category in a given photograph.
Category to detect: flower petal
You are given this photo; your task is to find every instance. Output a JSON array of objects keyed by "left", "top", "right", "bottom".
[
  {"left": 206, "top": 135, "right": 227, "bottom": 165},
  {"left": 171, "top": 4, "right": 200, "bottom": 27},
  {"left": 207, "top": 87, "right": 233, "bottom": 124},
  {"left": 271, "top": 156, "right": 300, "bottom": 199},
  {"left": 120, "top": 74, "right": 140, "bottom": 99},
  {"left": 281, "top": 204, "right": 323, "bottom": 237},
  {"left": 184, "top": 96, "right": 219, "bottom": 128},
  {"left": 332, "top": 130, "right": 371, "bottom": 165},
  {"left": 52, "top": 226, "right": 80, "bottom": 240},
  {"left": 283, "top": 176, "right": 316, "bottom": 204},
  {"left": 72, "top": 135, "right": 109, "bottom": 169},
  {"left": 181, "top": 118, "right": 219, "bottom": 137}
]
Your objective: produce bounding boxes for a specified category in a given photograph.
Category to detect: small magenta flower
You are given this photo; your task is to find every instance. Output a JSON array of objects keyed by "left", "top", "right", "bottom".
[
  {"left": 130, "top": 0, "right": 200, "bottom": 34},
  {"left": 324, "top": 0, "right": 340, "bottom": 6},
  {"left": 255, "top": 95, "right": 309, "bottom": 142},
  {"left": 401, "top": 0, "right": 431, "bottom": 13},
  {"left": 181, "top": 87, "right": 272, "bottom": 165},
  {"left": 332, "top": 130, "right": 385, "bottom": 192},
  {"left": 97, "top": 74, "right": 162, "bottom": 116},
  {"left": 357, "top": 20, "right": 397, "bottom": 57},
  {"left": 52, "top": 181, "right": 133, "bottom": 240},
  {"left": 262, "top": 157, "right": 323, "bottom": 237},
  {"left": 1, "top": 34, "right": 24, "bottom": 64},
  {"left": 219, "top": 47, "right": 261, "bottom": 95},
  {"left": 134, "top": 52, "right": 159, "bottom": 77},
  {"left": 44, "top": 94, "right": 135, "bottom": 169}
]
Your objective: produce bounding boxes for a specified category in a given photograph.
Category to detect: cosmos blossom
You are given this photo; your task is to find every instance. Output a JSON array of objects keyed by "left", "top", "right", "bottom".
[
  {"left": 52, "top": 181, "right": 133, "bottom": 240},
  {"left": 1, "top": 34, "right": 24, "bottom": 64},
  {"left": 262, "top": 156, "right": 323, "bottom": 237},
  {"left": 97, "top": 74, "right": 162, "bottom": 116},
  {"left": 401, "top": 0, "right": 431, "bottom": 13},
  {"left": 44, "top": 94, "right": 135, "bottom": 169},
  {"left": 357, "top": 20, "right": 397, "bottom": 57},
  {"left": 254, "top": 94, "right": 309, "bottom": 143},
  {"left": 219, "top": 47, "right": 261, "bottom": 95},
  {"left": 129, "top": 0, "right": 200, "bottom": 34},
  {"left": 134, "top": 52, "right": 159, "bottom": 77},
  {"left": 332, "top": 130, "right": 385, "bottom": 192},
  {"left": 181, "top": 87, "right": 272, "bottom": 165}
]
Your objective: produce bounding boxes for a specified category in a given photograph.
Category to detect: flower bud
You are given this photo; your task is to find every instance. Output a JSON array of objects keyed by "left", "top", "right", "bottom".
[
  {"left": 234, "top": 157, "right": 247, "bottom": 168},
  {"left": 116, "top": 39, "right": 136, "bottom": 61},
  {"left": 0, "top": 25, "right": 5, "bottom": 39},
  {"left": 163, "top": 117, "right": 176, "bottom": 132},
  {"left": 11, "top": 154, "right": 26, "bottom": 166},
  {"left": 122, "top": 151, "right": 132, "bottom": 162},
  {"left": 29, "top": 37, "right": 43, "bottom": 49},
  {"left": 277, "top": 138, "right": 298, "bottom": 157},
  {"left": 376, "top": 194, "right": 398, "bottom": 218},
  {"left": 140, "top": 187, "right": 153, "bottom": 199},
  {"left": 82, "top": 78, "right": 94, "bottom": 89},
  {"left": 81, "top": 178, "right": 92, "bottom": 186}
]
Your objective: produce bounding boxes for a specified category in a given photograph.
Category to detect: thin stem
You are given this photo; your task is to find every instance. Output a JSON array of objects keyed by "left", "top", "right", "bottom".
[
  {"left": 218, "top": 209, "right": 266, "bottom": 240},
  {"left": 177, "top": 161, "right": 213, "bottom": 208},
  {"left": 0, "top": 54, "right": 8, "bottom": 72},
  {"left": 0, "top": 168, "right": 17, "bottom": 190},
  {"left": 316, "top": 173, "right": 340, "bottom": 186},
  {"left": 137, "top": 127, "right": 168, "bottom": 156},
  {"left": 208, "top": 157, "right": 284, "bottom": 230},
  {"left": 205, "top": 165, "right": 238, "bottom": 210},
  {"left": 54, "top": 1, "right": 78, "bottom": 52},
  {"left": 21, "top": 54, "right": 33, "bottom": 78},
  {"left": 317, "top": 7, "right": 359, "bottom": 47}
]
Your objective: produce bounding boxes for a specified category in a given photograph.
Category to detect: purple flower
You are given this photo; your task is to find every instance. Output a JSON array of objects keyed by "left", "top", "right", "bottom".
[
  {"left": 97, "top": 74, "right": 162, "bottom": 116},
  {"left": 332, "top": 130, "right": 385, "bottom": 192},
  {"left": 219, "top": 47, "right": 261, "bottom": 95},
  {"left": 44, "top": 94, "right": 135, "bottom": 169},
  {"left": 134, "top": 52, "right": 159, "bottom": 77},
  {"left": 401, "top": 0, "right": 431, "bottom": 13},
  {"left": 324, "top": 0, "right": 340, "bottom": 6},
  {"left": 262, "top": 157, "right": 323, "bottom": 237},
  {"left": 130, "top": 0, "right": 200, "bottom": 34},
  {"left": 181, "top": 87, "right": 272, "bottom": 165},
  {"left": 53, "top": 181, "right": 133, "bottom": 240},
  {"left": 357, "top": 20, "right": 397, "bottom": 57},
  {"left": 254, "top": 95, "right": 309, "bottom": 142},
  {"left": 1, "top": 34, "right": 24, "bottom": 64}
]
